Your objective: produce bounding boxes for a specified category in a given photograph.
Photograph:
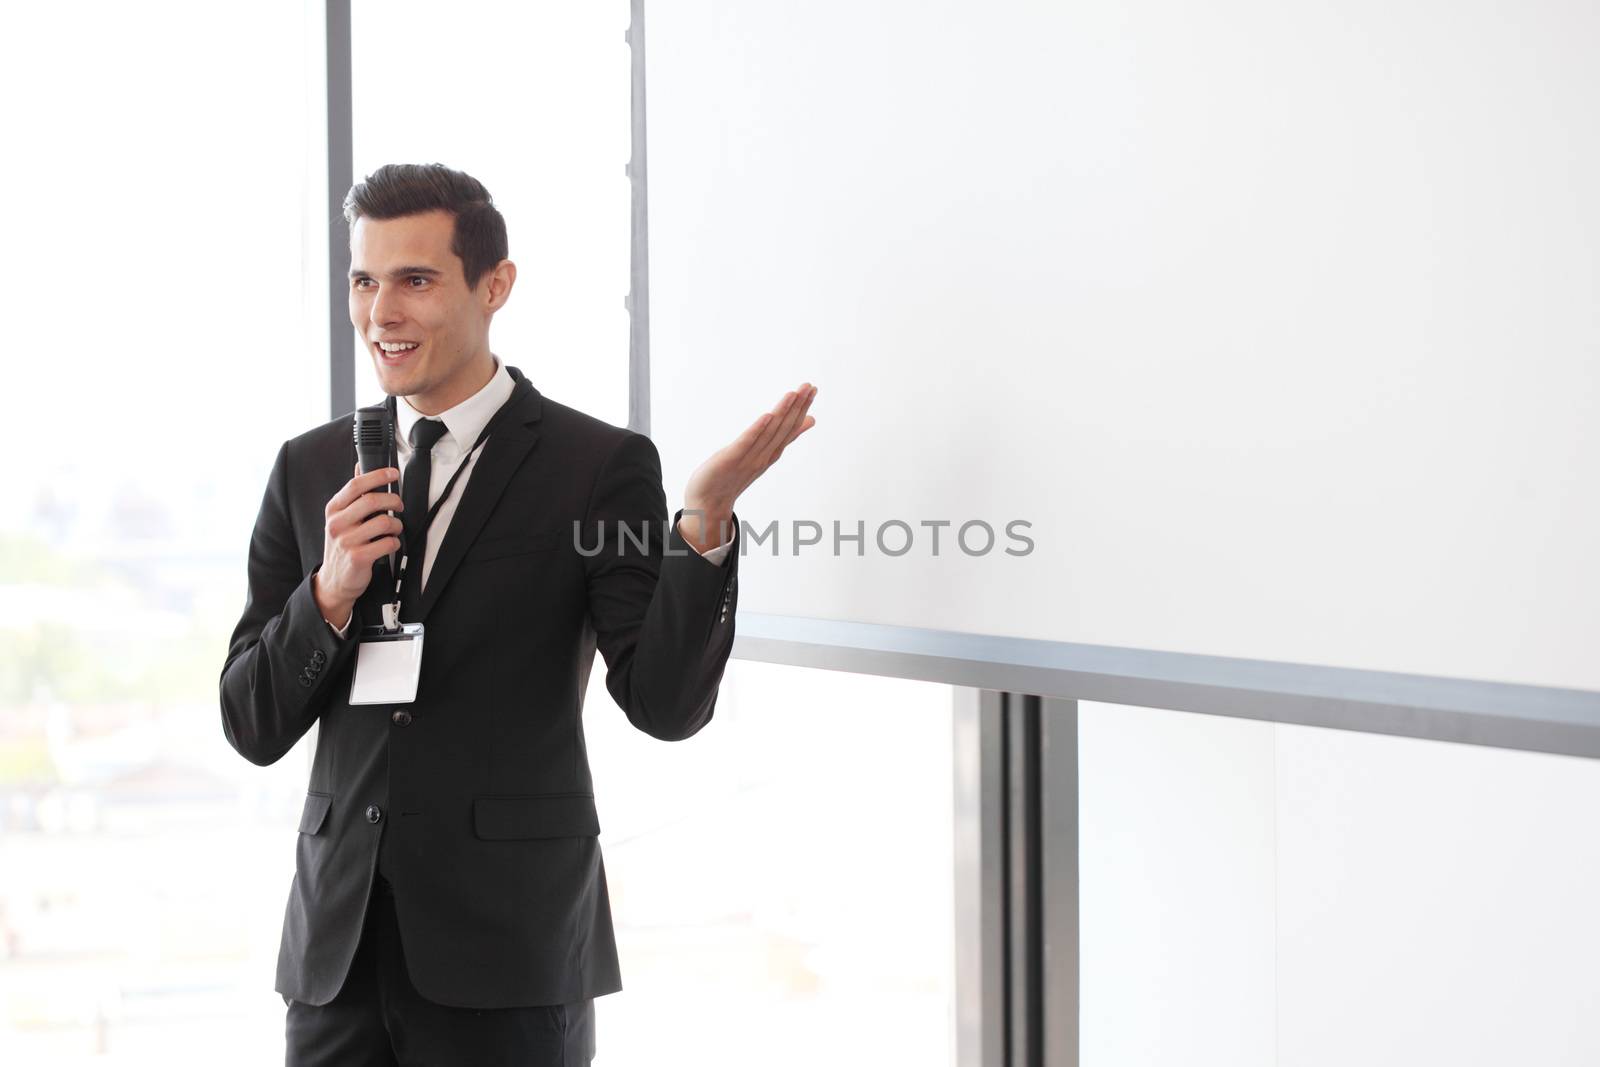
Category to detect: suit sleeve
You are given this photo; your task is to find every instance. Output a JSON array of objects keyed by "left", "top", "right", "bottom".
[
  {"left": 218, "top": 440, "right": 359, "bottom": 766},
  {"left": 583, "top": 432, "right": 739, "bottom": 742}
]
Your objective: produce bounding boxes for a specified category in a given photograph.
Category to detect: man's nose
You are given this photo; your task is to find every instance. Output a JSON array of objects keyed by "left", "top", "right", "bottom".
[{"left": 369, "top": 284, "right": 404, "bottom": 328}]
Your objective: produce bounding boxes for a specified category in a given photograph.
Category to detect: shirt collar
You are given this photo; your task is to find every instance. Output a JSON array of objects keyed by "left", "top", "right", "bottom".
[{"left": 395, "top": 355, "right": 514, "bottom": 458}]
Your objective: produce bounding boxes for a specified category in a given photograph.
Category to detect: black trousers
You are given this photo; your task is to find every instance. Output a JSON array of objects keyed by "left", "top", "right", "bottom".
[{"left": 284, "top": 875, "right": 596, "bottom": 1066}]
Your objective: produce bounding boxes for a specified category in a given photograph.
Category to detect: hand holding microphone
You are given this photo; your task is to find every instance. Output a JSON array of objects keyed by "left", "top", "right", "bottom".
[
  {"left": 311, "top": 407, "right": 404, "bottom": 632},
  {"left": 312, "top": 467, "right": 404, "bottom": 632}
]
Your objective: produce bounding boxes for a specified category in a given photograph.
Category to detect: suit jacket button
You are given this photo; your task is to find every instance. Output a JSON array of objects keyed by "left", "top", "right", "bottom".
[
  {"left": 391, "top": 710, "right": 413, "bottom": 727},
  {"left": 366, "top": 805, "right": 383, "bottom": 824},
  {"left": 311, "top": 649, "right": 327, "bottom": 666}
]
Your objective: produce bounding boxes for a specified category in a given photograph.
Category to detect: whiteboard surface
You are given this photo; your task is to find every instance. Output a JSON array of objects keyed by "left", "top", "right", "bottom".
[{"left": 647, "top": 0, "right": 1599, "bottom": 690}]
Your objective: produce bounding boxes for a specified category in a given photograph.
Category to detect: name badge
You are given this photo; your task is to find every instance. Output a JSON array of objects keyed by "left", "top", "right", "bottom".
[{"left": 349, "top": 623, "right": 425, "bottom": 705}]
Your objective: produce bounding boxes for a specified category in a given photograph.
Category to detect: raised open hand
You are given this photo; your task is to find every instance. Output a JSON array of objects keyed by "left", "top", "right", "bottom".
[{"left": 679, "top": 383, "right": 818, "bottom": 552}]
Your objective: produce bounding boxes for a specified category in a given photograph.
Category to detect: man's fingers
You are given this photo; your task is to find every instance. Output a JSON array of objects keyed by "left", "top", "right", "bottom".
[
  {"left": 780, "top": 411, "right": 817, "bottom": 447},
  {"left": 756, "top": 384, "right": 815, "bottom": 463},
  {"left": 326, "top": 469, "right": 401, "bottom": 518},
  {"left": 720, "top": 383, "right": 818, "bottom": 485},
  {"left": 750, "top": 391, "right": 798, "bottom": 453},
  {"left": 748, "top": 384, "right": 815, "bottom": 462},
  {"left": 350, "top": 535, "right": 402, "bottom": 564},
  {"left": 333, "top": 491, "right": 404, "bottom": 535},
  {"left": 777, "top": 384, "right": 816, "bottom": 441},
  {"left": 765, "top": 415, "right": 817, "bottom": 471},
  {"left": 328, "top": 486, "right": 403, "bottom": 531},
  {"left": 735, "top": 408, "right": 779, "bottom": 449},
  {"left": 350, "top": 511, "right": 405, "bottom": 545}
]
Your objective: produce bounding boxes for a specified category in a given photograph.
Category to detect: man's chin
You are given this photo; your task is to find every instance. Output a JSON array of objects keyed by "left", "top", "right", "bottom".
[{"left": 373, "top": 363, "right": 423, "bottom": 397}]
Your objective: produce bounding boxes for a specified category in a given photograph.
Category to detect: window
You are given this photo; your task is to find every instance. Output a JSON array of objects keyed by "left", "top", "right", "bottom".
[
  {"left": 349, "top": 0, "right": 630, "bottom": 425},
  {"left": 0, "top": 3, "right": 323, "bottom": 1060},
  {"left": 588, "top": 660, "right": 957, "bottom": 1065}
]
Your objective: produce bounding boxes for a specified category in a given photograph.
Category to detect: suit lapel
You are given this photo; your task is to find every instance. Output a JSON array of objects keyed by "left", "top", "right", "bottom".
[{"left": 415, "top": 368, "right": 543, "bottom": 625}]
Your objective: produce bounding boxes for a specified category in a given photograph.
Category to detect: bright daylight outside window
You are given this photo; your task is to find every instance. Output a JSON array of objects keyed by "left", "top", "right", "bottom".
[{"left": 1, "top": 3, "right": 323, "bottom": 1062}]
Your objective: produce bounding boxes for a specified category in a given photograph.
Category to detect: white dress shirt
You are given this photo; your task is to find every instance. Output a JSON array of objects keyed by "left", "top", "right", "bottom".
[{"left": 328, "top": 356, "right": 732, "bottom": 637}]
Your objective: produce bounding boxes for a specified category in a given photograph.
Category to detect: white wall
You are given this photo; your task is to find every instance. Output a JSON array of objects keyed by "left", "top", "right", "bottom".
[{"left": 1080, "top": 700, "right": 1600, "bottom": 1065}]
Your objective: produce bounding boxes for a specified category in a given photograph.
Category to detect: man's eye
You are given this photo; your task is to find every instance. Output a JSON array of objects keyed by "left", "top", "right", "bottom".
[
  {"left": 353, "top": 277, "right": 373, "bottom": 289},
  {"left": 408, "top": 276, "right": 429, "bottom": 288}
]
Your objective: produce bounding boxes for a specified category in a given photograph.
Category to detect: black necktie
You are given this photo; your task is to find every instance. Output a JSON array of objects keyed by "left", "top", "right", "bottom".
[{"left": 401, "top": 417, "right": 449, "bottom": 612}]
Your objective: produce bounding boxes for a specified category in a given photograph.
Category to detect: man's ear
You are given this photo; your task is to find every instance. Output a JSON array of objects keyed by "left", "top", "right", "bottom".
[{"left": 483, "top": 259, "right": 517, "bottom": 313}]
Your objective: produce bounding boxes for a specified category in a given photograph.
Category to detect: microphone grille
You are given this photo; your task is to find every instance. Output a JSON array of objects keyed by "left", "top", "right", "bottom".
[{"left": 353, "top": 409, "right": 391, "bottom": 448}]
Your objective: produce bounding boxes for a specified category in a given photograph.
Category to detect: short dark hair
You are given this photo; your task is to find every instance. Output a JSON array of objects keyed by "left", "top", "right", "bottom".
[{"left": 343, "top": 163, "right": 508, "bottom": 287}]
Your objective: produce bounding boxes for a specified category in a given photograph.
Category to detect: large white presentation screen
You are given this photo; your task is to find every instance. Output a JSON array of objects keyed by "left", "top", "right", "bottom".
[{"left": 645, "top": 0, "right": 1598, "bottom": 692}]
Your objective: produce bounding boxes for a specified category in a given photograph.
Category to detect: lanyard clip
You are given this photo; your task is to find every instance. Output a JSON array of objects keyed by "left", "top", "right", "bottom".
[{"left": 379, "top": 553, "right": 408, "bottom": 633}]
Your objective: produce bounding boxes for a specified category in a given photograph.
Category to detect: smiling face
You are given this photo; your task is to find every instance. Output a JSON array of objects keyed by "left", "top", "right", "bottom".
[{"left": 348, "top": 208, "right": 516, "bottom": 415}]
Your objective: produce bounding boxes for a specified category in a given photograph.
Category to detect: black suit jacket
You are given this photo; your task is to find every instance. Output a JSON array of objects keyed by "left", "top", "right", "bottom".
[{"left": 219, "top": 365, "right": 739, "bottom": 1008}]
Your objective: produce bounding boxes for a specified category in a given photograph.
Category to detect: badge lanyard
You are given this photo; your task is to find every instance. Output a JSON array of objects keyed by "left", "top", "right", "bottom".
[{"left": 377, "top": 391, "right": 514, "bottom": 632}]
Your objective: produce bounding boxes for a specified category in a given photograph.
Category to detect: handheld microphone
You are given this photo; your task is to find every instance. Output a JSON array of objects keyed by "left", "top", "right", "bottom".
[
  {"left": 353, "top": 404, "right": 399, "bottom": 576},
  {"left": 353, "top": 404, "right": 395, "bottom": 479}
]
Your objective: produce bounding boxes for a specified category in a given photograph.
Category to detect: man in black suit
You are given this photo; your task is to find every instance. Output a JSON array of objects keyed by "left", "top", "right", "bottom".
[{"left": 219, "top": 163, "right": 816, "bottom": 1065}]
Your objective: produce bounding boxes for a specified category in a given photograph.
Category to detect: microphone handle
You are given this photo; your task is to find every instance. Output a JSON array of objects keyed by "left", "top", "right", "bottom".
[
  {"left": 354, "top": 422, "right": 400, "bottom": 584},
  {"left": 356, "top": 444, "right": 390, "bottom": 479}
]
